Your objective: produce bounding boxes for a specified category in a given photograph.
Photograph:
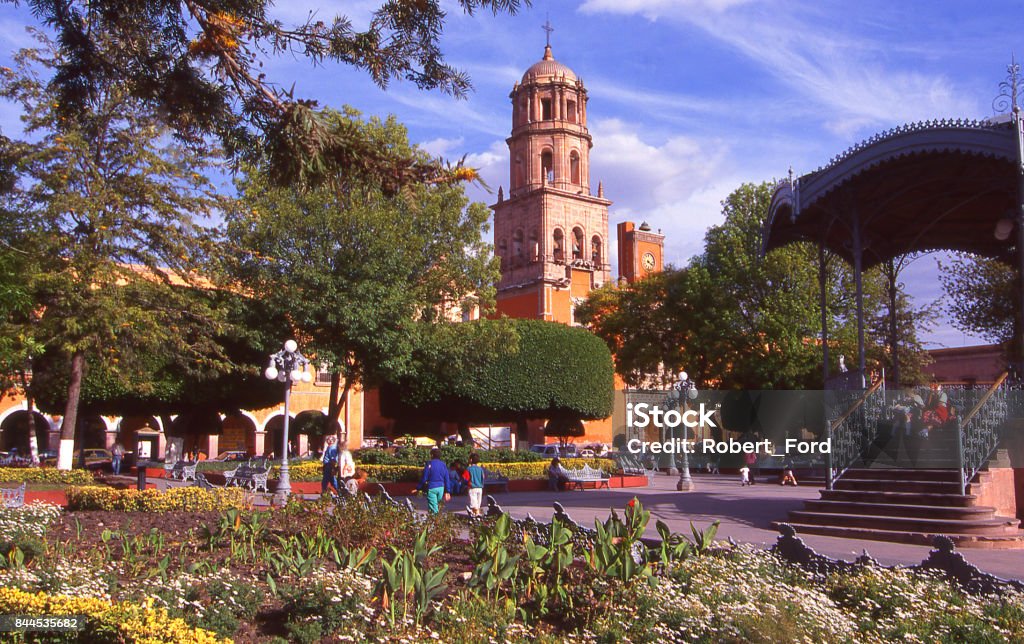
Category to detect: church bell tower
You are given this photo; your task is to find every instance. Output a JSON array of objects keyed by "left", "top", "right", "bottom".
[{"left": 492, "top": 37, "right": 611, "bottom": 324}]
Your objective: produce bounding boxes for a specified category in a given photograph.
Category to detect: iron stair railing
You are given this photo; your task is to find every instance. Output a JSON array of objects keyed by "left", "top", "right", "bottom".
[
  {"left": 956, "top": 372, "right": 1010, "bottom": 495},
  {"left": 825, "top": 378, "right": 886, "bottom": 490}
]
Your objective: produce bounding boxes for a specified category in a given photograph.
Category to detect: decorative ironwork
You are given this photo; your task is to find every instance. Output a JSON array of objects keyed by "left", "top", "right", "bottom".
[
  {"left": 825, "top": 380, "right": 886, "bottom": 489},
  {"left": 773, "top": 526, "right": 1024, "bottom": 596},
  {"left": 955, "top": 376, "right": 1013, "bottom": 494},
  {"left": 809, "top": 118, "right": 1006, "bottom": 177},
  {"left": 993, "top": 57, "right": 1022, "bottom": 115}
]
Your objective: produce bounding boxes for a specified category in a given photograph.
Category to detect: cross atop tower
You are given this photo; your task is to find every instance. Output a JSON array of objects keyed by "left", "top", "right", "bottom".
[{"left": 542, "top": 17, "right": 553, "bottom": 47}]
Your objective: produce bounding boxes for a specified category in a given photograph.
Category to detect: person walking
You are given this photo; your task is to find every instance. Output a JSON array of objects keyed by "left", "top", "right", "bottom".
[
  {"left": 744, "top": 451, "right": 758, "bottom": 485},
  {"left": 321, "top": 436, "right": 339, "bottom": 495},
  {"left": 111, "top": 442, "right": 125, "bottom": 475},
  {"left": 466, "top": 453, "right": 485, "bottom": 517},
  {"left": 337, "top": 440, "right": 357, "bottom": 495},
  {"left": 417, "top": 447, "right": 450, "bottom": 514}
]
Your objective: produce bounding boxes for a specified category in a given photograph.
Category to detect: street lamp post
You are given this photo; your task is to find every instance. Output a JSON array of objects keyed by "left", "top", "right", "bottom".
[
  {"left": 265, "top": 340, "right": 312, "bottom": 504},
  {"left": 670, "top": 371, "right": 697, "bottom": 492}
]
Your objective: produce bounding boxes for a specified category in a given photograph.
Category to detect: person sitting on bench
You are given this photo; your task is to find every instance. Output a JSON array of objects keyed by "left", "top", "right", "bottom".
[{"left": 548, "top": 457, "right": 569, "bottom": 491}]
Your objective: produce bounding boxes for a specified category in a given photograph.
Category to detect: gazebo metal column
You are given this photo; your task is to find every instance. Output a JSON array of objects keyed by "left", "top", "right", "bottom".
[
  {"left": 818, "top": 240, "right": 830, "bottom": 384},
  {"left": 1014, "top": 101, "right": 1024, "bottom": 374},
  {"left": 851, "top": 210, "right": 867, "bottom": 389}
]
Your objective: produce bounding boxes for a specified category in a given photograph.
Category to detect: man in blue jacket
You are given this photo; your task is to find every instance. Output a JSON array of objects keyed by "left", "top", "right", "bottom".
[
  {"left": 321, "top": 436, "right": 339, "bottom": 495},
  {"left": 418, "top": 447, "right": 450, "bottom": 514}
]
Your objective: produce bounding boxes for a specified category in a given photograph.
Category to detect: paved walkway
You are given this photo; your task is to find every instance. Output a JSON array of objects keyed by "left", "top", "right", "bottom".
[{"left": 405, "top": 472, "right": 1024, "bottom": 581}]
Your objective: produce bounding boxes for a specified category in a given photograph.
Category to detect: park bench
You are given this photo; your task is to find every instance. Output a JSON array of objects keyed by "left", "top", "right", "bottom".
[
  {"left": 225, "top": 459, "right": 270, "bottom": 493},
  {"left": 164, "top": 460, "right": 198, "bottom": 482},
  {"left": 562, "top": 464, "right": 610, "bottom": 491},
  {"left": 1, "top": 482, "right": 26, "bottom": 508},
  {"left": 482, "top": 467, "right": 509, "bottom": 493},
  {"left": 616, "top": 453, "right": 656, "bottom": 486},
  {"left": 193, "top": 473, "right": 216, "bottom": 489}
]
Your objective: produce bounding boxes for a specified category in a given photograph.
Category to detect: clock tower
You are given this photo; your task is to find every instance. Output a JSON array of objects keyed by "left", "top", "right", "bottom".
[
  {"left": 492, "top": 42, "right": 611, "bottom": 324},
  {"left": 617, "top": 221, "right": 665, "bottom": 283}
]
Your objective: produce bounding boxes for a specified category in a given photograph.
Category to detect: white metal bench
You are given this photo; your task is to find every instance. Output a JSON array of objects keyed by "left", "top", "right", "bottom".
[
  {"left": 1, "top": 482, "right": 26, "bottom": 508},
  {"left": 225, "top": 460, "right": 270, "bottom": 493},
  {"left": 563, "top": 464, "right": 610, "bottom": 491}
]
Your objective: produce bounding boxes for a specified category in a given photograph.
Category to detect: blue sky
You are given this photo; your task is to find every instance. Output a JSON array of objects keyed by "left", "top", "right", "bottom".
[{"left": 1, "top": 0, "right": 1021, "bottom": 347}]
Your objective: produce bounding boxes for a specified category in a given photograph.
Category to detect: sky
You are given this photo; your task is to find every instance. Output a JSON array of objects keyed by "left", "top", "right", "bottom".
[{"left": 0, "top": 0, "right": 1021, "bottom": 348}]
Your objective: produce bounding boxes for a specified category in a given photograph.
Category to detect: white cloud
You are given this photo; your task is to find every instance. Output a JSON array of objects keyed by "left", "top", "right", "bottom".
[
  {"left": 580, "top": 1, "right": 979, "bottom": 137},
  {"left": 579, "top": 0, "right": 757, "bottom": 19}
]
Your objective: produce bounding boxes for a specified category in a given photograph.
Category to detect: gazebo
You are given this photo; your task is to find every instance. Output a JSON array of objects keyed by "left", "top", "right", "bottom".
[{"left": 763, "top": 65, "right": 1024, "bottom": 386}]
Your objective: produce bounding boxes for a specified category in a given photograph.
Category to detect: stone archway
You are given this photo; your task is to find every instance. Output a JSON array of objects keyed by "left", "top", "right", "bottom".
[
  {"left": 0, "top": 410, "right": 51, "bottom": 454},
  {"left": 221, "top": 413, "right": 257, "bottom": 455},
  {"left": 264, "top": 414, "right": 298, "bottom": 459}
]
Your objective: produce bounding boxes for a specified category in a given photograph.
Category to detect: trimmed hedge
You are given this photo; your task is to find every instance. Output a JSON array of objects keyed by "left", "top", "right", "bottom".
[
  {"left": 66, "top": 486, "right": 249, "bottom": 512},
  {"left": 383, "top": 318, "right": 615, "bottom": 423},
  {"left": 0, "top": 587, "right": 227, "bottom": 643},
  {"left": 0, "top": 467, "right": 96, "bottom": 485},
  {"left": 287, "top": 458, "right": 618, "bottom": 482}
]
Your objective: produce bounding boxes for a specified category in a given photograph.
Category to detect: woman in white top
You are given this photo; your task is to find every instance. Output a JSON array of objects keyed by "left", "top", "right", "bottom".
[{"left": 337, "top": 440, "right": 358, "bottom": 495}]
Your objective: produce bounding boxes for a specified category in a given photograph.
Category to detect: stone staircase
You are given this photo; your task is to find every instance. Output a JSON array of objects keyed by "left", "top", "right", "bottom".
[{"left": 779, "top": 426, "right": 1024, "bottom": 548}]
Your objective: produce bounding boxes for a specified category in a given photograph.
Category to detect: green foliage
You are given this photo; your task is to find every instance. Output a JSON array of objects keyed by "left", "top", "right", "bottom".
[
  {"left": 225, "top": 107, "right": 501, "bottom": 427},
  {"left": 374, "top": 529, "right": 449, "bottom": 627},
  {"left": 18, "top": 1, "right": 528, "bottom": 188},
  {"left": 355, "top": 446, "right": 545, "bottom": 466},
  {"left": 384, "top": 318, "right": 615, "bottom": 425},
  {"left": 584, "top": 498, "right": 656, "bottom": 586},
  {"left": 939, "top": 252, "right": 1016, "bottom": 349},
  {"left": 580, "top": 182, "right": 934, "bottom": 389}
]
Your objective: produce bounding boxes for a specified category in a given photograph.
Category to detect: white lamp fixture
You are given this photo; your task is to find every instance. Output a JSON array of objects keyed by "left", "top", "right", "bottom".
[{"left": 264, "top": 339, "right": 311, "bottom": 502}]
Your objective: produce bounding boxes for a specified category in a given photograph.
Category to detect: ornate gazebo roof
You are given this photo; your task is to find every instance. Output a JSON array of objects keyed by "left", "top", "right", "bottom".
[{"left": 763, "top": 117, "right": 1020, "bottom": 268}]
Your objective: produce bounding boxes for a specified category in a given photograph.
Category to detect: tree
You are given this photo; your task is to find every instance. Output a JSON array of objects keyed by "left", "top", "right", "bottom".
[
  {"left": 870, "top": 255, "right": 939, "bottom": 387},
  {"left": 27, "top": 289, "right": 284, "bottom": 424},
  {"left": 939, "top": 253, "right": 1016, "bottom": 349},
  {"left": 0, "top": 39, "right": 229, "bottom": 469},
  {"left": 224, "top": 108, "right": 501, "bottom": 434},
  {"left": 12, "top": 0, "right": 528, "bottom": 187},
  {"left": 382, "top": 319, "right": 615, "bottom": 441},
  {"left": 580, "top": 182, "right": 936, "bottom": 390}
]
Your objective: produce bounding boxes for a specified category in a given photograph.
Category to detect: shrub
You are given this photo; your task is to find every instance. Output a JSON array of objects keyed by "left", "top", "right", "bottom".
[
  {"left": 0, "top": 467, "right": 95, "bottom": 484},
  {"left": 65, "top": 486, "right": 249, "bottom": 512},
  {"left": 287, "top": 458, "right": 616, "bottom": 482},
  {"left": 0, "top": 587, "right": 228, "bottom": 643}
]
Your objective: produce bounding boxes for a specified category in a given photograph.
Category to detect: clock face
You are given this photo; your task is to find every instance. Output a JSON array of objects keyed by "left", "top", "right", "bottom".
[{"left": 642, "top": 252, "right": 656, "bottom": 272}]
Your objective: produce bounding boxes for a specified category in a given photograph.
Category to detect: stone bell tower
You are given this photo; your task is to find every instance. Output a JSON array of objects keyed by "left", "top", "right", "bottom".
[{"left": 492, "top": 39, "right": 611, "bottom": 324}]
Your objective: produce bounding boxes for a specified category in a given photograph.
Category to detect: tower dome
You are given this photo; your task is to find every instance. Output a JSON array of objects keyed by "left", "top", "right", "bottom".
[{"left": 522, "top": 45, "right": 577, "bottom": 83}]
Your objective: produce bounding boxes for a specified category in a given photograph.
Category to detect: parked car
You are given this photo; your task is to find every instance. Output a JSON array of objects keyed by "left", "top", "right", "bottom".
[
  {"left": 73, "top": 448, "right": 113, "bottom": 470},
  {"left": 529, "top": 444, "right": 578, "bottom": 458},
  {"left": 362, "top": 436, "right": 392, "bottom": 449}
]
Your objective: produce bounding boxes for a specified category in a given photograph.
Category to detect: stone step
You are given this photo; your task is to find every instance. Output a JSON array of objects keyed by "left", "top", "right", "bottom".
[
  {"left": 820, "top": 489, "right": 979, "bottom": 507},
  {"left": 833, "top": 478, "right": 963, "bottom": 494},
  {"left": 788, "top": 510, "right": 1020, "bottom": 535},
  {"left": 773, "top": 522, "right": 1024, "bottom": 549},
  {"left": 803, "top": 499, "right": 995, "bottom": 520},
  {"left": 842, "top": 468, "right": 961, "bottom": 482}
]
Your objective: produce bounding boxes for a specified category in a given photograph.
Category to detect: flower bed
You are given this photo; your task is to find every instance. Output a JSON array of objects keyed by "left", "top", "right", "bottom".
[
  {"left": 284, "top": 458, "right": 618, "bottom": 482},
  {"left": 0, "top": 494, "right": 1020, "bottom": 642},
  {"left": 0, "top": 588, "right": 227, "bottom": 643},
  {"left": 65, "top": 486, "right": 249, "bottom": 512},
  {"left": 0, "top": 467, "right": 95, "bottom": 485}
]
